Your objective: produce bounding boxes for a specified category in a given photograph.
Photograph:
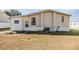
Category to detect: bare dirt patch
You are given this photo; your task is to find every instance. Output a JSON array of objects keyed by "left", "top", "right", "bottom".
[{"left": 0, "top": 34, "right": 79, "bottom": 50}]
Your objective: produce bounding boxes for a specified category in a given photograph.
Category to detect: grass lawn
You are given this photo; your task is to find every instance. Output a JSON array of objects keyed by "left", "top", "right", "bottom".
[
  {"left": 0, "top": 28, "right": 10, "bottom": 32},
  {"left": 27, "top": 29, "right": 79, "bottom": 36},
  {"left": 0, "top": 29, "right": 79, "bottom": 50}
]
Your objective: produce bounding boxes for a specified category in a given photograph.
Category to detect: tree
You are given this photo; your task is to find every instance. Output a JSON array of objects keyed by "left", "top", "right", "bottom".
[{"left": 4, "top": 9, "right": 22, "bottom": 16}]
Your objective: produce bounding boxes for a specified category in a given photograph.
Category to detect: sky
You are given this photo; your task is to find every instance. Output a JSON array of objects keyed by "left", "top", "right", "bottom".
[{"left": 19, "top": 9, "right": 79, "bottom": 21}]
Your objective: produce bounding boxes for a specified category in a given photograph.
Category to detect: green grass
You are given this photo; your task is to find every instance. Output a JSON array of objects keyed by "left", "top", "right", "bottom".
[
  {"left": 27, "top": 29, "right": 79, "bottom": 36},
  {"left": 0, "top": 28, "right": 10, "bottom": 32},
  {"left": 51, "top": 30, "right": 79, "bottom": 35}
]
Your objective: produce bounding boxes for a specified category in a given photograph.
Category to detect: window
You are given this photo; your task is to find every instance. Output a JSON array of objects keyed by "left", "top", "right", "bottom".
[
  {"left": 61, "top": 16, "right": 64, "bottom": 22},
  {"left": 31, "top": 17, "right": 36, "bottom": 25},
  {"left": 14, "top": 20, "right": 19, "bottom": 24},
  {"left": 25, "top": 21, "right": 28, "bottom": 27}
]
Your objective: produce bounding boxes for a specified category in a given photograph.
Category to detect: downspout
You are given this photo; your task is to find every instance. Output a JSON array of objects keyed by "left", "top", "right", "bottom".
[
  {"left": 22, "top": 16, "right": 24, "bottom": 32},
  {"left": 43, "top": 12, "right": 44, "bottom": 27},
  {"left": 9, "top": 17, "right": 11, "bottom": 31},
  {"left": 52, "top": 12, "right": 53, "bottom": 27},
  {"left": 52, "top": 12, "right": 54, "bottom": 31},
  {"left": 40, "top": 13, "right": 41, "bottom": 27}
]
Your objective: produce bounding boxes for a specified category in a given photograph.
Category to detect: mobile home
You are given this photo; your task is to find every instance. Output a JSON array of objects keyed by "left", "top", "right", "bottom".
[
  {"left": 11, "top": 10, "right": 71, "bottom": 32},
  {"left": 70, "top": 21, "right": 79, "bottom": 30},
  {"left": 0, "top": 11, "right": 10, "bottom": 28}
]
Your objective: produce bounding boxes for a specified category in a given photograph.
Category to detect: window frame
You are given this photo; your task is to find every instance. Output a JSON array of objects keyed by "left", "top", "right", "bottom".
[
  {"left": 14, "top": 20, "right": 19, "bottom": 24},
  {"left": 61, "top": 16, "right": 64, "bottom": 23},
  {"left": 31, "top": 17, "right": 36, "bottom": 25},
  {"left": 25, "top": 21, "right": 29, "bottom": 27}
]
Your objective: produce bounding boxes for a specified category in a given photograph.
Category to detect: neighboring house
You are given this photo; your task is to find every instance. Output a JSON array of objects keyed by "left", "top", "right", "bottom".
[
  {"left": 11, "top": 10, "right": 71, "bottom": 32},
  {"left": 0, "top": 11, "right": 10, "bottom": 28},
  {"left": 70, "top": 21, "right": 79, "bottom": 30}
]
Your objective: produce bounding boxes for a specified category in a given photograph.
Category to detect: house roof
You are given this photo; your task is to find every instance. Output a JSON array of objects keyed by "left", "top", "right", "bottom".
[
  {"left": 0, "top": 11, "right": 11, "bottom": 18},
  {"left": 13, "top": 9, "right": 71, "bottom": 18}
]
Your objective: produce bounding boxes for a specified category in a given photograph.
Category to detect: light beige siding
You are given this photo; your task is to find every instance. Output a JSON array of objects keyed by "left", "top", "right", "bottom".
[
  {"left": 22, "top": 16, "right": 29, "bottom": 29},
  {"left": 52, "top": 13, "right": 70, "bottom": 31},
  {"left": 22, "top": 14, "right": 44, "bottom": 31},
  {"left": 43, "top": 12, "right": 52, "bottom": 27},
  {"left": 22, "top": 12, "right": 70, "bottom": 31},
  {"left": 28, "top": 14, "right": 41, "bottom": 27},
  {"left": 53, "top": 13, "right": 69, "bottom": 27},
  {"left": 40, "top": 13, "right": 44, "bottom": 26}
]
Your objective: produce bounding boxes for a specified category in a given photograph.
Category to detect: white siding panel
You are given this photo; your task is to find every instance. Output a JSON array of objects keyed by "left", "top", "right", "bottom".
[
  {"left": 25, "top": 26, "right": 44, "bottom": 31},
  {"left": 58, "top": 27, "right": 70, "bottom": 31},
  {"left": 0, "top": 23, "right": 10, "bottom": 28},
  {"left": 11, "top": 17, "right": 23, "bottom": 31},
  {"left": 50, "top": 26, "right": 69, "bottom": 32}
]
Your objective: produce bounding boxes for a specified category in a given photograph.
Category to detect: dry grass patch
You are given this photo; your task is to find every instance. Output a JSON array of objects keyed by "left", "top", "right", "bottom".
[{"left": 0, "top": 34, "right": 79, "bottom": 50}]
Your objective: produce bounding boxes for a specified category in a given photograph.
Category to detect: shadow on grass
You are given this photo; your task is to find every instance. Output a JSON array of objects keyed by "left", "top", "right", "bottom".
[
  {"left": 25, "top": 29, "right": 79, "bottom": 36},
  {"left": 0, "top": 28, "right": 10, "bottom": 32}
]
